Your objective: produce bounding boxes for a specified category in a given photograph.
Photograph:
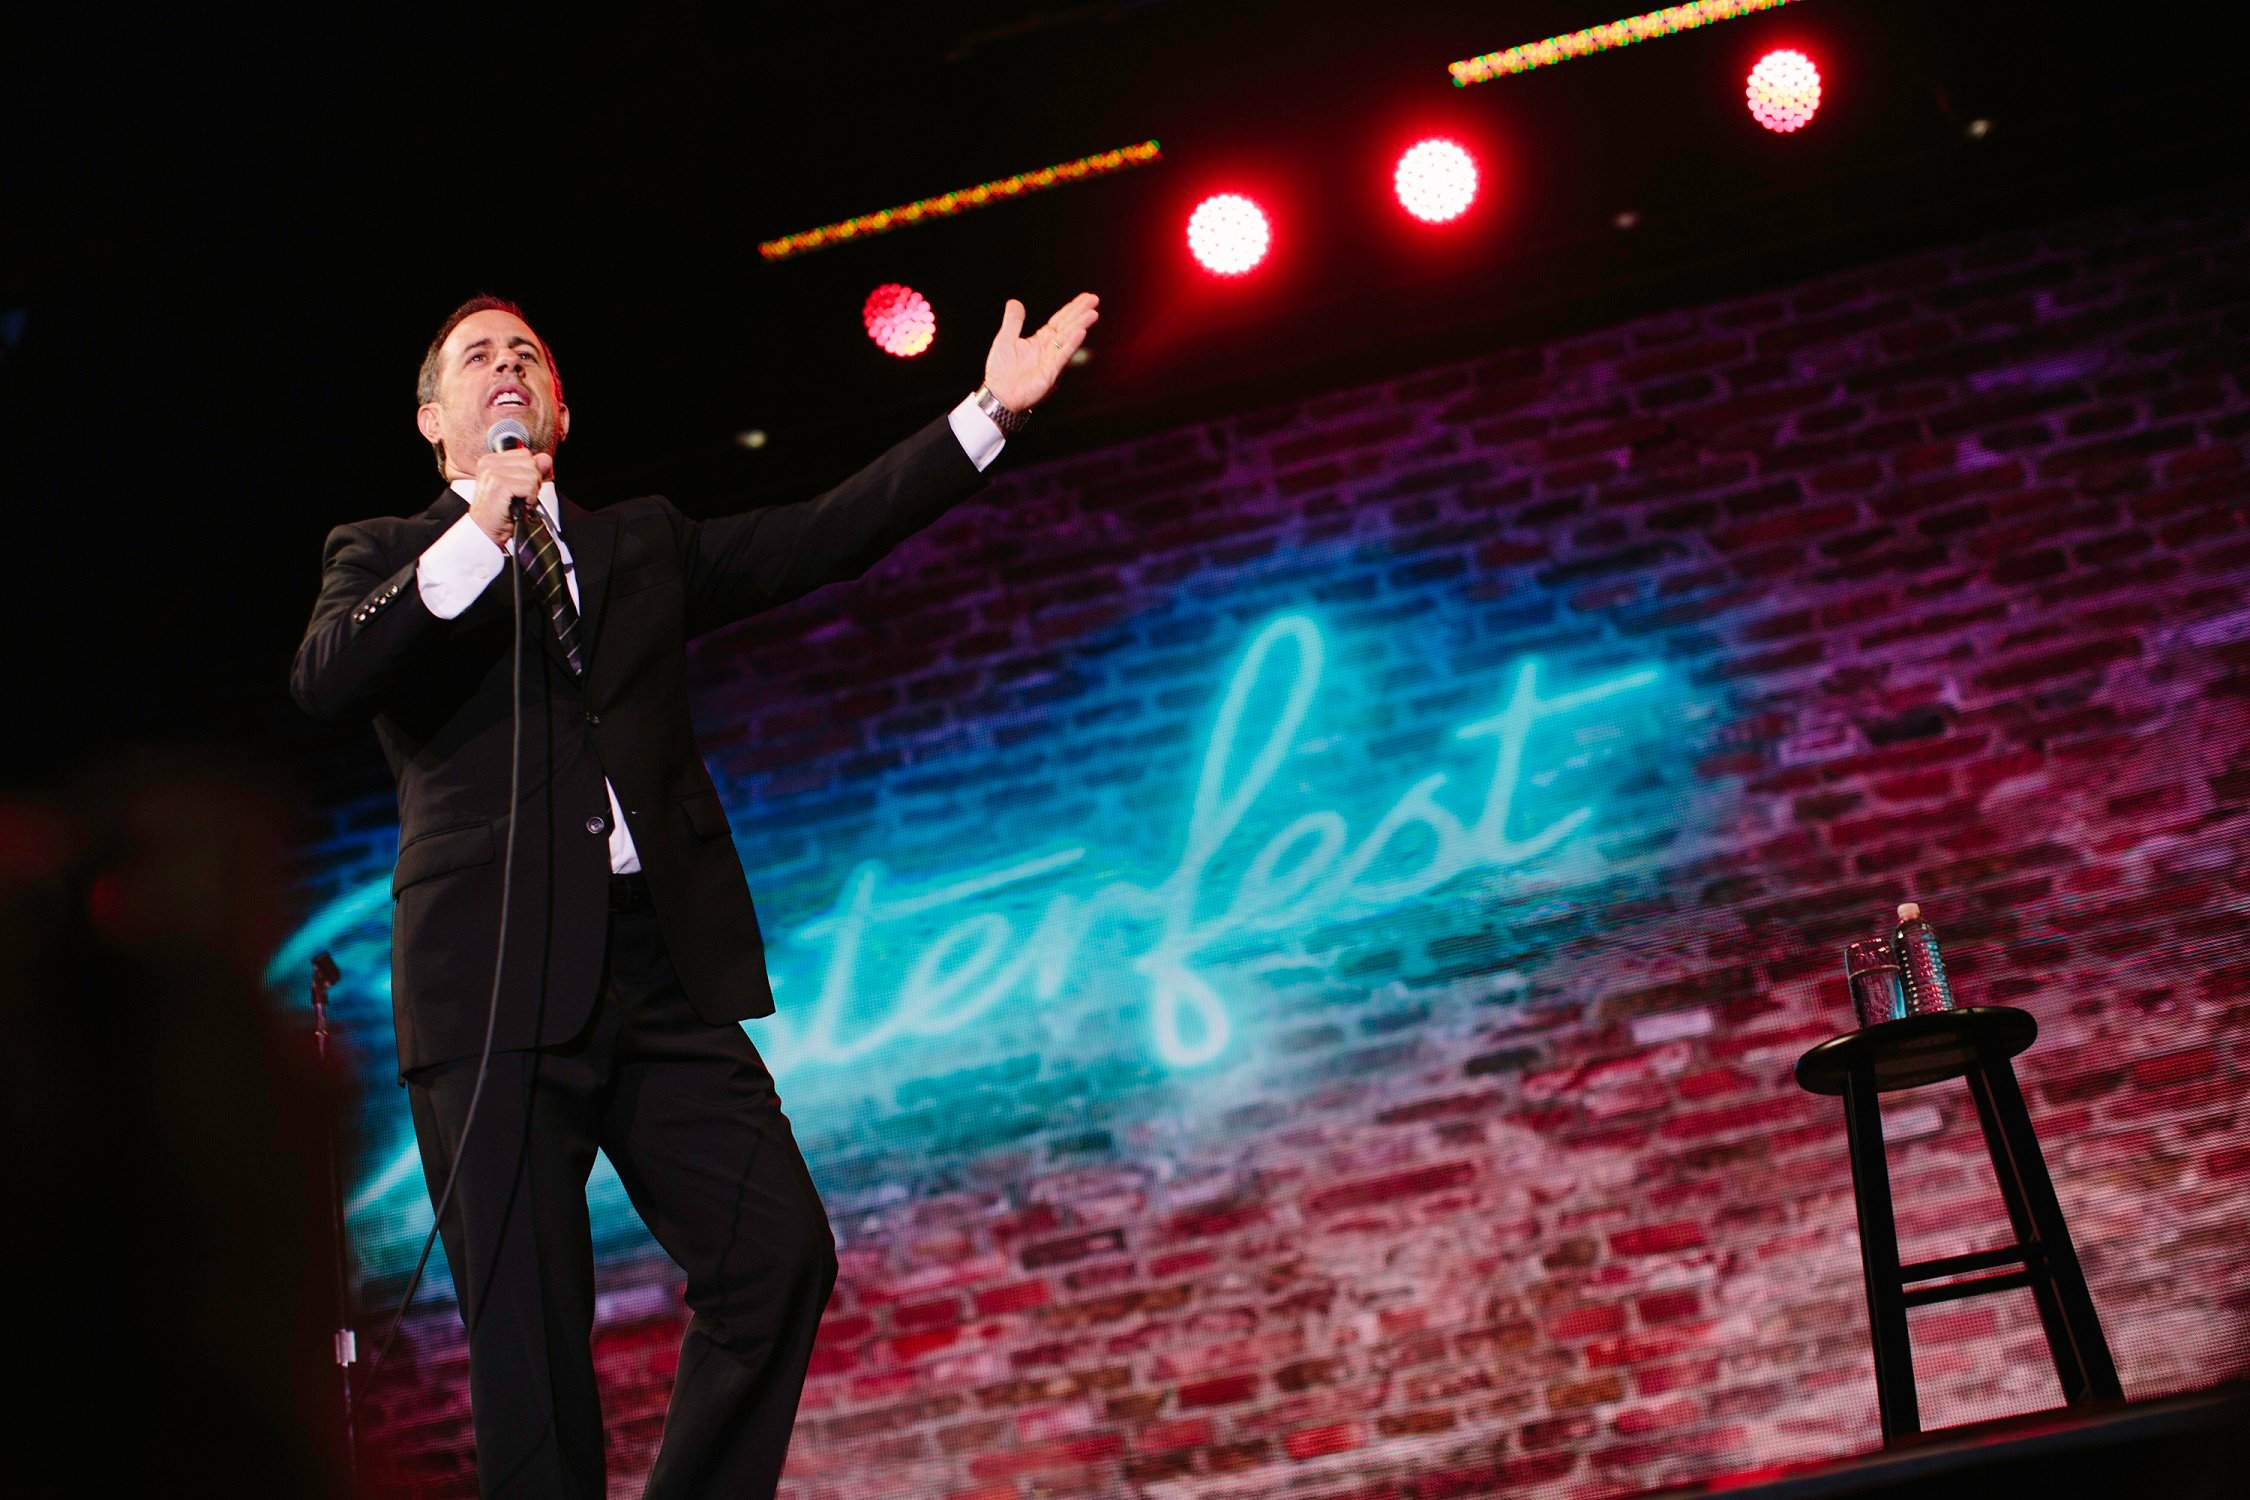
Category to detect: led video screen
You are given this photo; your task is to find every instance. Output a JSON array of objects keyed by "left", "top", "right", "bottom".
[{"left": 274, "top": 198, "right": 2250, "bottom": 1496}]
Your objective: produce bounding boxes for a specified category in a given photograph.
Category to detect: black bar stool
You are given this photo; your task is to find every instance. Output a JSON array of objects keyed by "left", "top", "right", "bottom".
[{"left": 1795, "top": 1005, "right": 2123, "bottom": 1443}]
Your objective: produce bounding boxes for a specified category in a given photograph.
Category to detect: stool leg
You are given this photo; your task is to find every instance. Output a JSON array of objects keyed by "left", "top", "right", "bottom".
[
  {"left": 1964, "top": 1059, "right": 2084, "bottom": 1400},
  {"left": 1965, "top": 1055, "right": 2124, "bottom": 1404},
  {"left": 1843, "top": 1062, "right": 1918, "bottom": 1441}
]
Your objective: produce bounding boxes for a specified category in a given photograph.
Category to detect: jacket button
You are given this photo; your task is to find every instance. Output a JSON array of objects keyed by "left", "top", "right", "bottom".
[
  {"left": 587, "top": 815, "right": 608, "bottom": 836},
  {"left": 584, "top": 711, "right": 601, "bottom": 726}
]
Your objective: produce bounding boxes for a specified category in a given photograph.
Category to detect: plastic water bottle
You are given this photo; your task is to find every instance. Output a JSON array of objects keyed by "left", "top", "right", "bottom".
[{"left": 1892, "top": 901, "right": 1955, "bottom": 1015}]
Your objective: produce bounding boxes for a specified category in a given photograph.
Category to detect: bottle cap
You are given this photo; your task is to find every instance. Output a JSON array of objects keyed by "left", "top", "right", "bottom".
[{"left": 1897, "top": 901, "right": 1920, "bottom": 921}]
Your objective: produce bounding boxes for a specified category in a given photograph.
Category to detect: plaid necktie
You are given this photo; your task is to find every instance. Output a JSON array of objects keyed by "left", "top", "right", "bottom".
[{"left": 514, "top": 503, "right": 586, "bottom": 678}]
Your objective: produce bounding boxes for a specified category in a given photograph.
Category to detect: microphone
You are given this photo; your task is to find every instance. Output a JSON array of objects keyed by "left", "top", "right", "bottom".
[{"left": 486, "top": 419, "right": 535, "bottom": 533}]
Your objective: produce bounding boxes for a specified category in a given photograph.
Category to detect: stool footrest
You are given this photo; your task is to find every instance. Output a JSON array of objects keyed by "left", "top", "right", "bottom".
[
  {"left": 1902, "top": 1268, "right": 2036, "bottom": 1308},
  {"left": 1899, "top": 1245, "right": 2038, "bottom": 1284}
]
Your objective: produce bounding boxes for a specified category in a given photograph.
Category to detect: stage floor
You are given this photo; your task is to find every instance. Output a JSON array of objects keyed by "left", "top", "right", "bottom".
[{"left": 1640, "top": 1385, "right": 2248, "bottom": 1500}]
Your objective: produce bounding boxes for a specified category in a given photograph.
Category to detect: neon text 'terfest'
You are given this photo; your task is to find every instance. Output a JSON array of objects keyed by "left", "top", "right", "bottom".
[{"left": 760, "top": 614, "right": 1659, "bottom": 1071}]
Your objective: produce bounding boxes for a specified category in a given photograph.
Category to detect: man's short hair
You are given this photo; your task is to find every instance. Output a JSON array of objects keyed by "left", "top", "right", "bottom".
[{"left": 416, "top": 295, "right": 564, "bottom": 476}]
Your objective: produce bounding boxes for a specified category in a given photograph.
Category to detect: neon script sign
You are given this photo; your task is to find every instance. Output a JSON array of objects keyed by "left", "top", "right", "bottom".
[{"left": 759, "top": 614, "right": 1659, "bottom": 1072}]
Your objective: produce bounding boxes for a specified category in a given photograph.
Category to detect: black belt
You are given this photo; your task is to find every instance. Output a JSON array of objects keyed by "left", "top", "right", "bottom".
[{"left": 609, "top": 872, "right": 653, "bottom": 913}]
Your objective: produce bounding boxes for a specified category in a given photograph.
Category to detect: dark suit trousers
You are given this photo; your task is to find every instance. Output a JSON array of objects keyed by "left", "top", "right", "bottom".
[{"left": 407, "top": 898, "right": 838, "bottom": 1499}]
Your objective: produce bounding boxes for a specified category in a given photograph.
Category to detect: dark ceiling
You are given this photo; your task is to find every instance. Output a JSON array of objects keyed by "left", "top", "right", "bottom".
[{"left": 4, "top": 1, "right": 2242, "bottom": 783}]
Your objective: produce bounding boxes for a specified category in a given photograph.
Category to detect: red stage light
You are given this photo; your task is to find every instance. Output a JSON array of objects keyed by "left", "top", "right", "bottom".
[
  {"left": 1394, "top": 138, "right": 1478, "bottom": 223},
  {"left": 862, "top": 283, "right": 935, "bottom": 357},
  {"left": 1746, "top": 49, "right": 1821, "bottom": 133},
  {"left": 1187, "top": 194, "right": 1269, "bottom": 276}
]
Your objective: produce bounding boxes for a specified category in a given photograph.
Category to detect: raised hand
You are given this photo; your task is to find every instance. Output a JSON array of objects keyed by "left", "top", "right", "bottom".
[{"left": 983, "top": 292, "right": 1100, "bottom": 413}]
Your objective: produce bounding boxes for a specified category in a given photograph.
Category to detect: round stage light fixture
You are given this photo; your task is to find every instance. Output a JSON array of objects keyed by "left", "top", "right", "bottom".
[
  {"left": 1394, "top": 139, "right": 1478, "bottom": 223},
  {"left": 862, "top": 283, "right": 935, "bottom": 357},
  {"left": 1187, "top": 194, "right": 1270, "bottom": 276},
  {"left": 1746, "top": 49, "right": 1821, "bottom": 133}
]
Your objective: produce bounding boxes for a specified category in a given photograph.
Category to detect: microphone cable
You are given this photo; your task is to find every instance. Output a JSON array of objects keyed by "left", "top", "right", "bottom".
[{"left": 362, "top": 496, "right": 528, "bottom": 1388}]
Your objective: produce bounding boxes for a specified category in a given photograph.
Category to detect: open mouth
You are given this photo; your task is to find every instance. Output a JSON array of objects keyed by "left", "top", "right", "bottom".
[{"left": 488, "top": 384, "right": 531, "bottom": 411}]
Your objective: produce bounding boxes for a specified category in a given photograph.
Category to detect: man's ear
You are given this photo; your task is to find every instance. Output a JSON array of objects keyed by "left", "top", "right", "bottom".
[
  {"left": 416, "top": 402, "right": 445, "bottom": 446},
  {"left": 556, "top": 402, "right": 571, "bottom": 446}
]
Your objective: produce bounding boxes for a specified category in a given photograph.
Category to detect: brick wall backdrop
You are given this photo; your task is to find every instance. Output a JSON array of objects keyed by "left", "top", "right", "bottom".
[{"left": 285, "top": 185, "right": 2250, "bottom": 1497}]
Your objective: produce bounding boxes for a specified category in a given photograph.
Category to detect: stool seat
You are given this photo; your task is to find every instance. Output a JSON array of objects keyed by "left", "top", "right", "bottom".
[
  {"left": 1795, "top": 1005, "right": 2037, "bottom": 1096},
  {"left": 1796, "top": 1004, "right": 2121, "bottom": 1444}
]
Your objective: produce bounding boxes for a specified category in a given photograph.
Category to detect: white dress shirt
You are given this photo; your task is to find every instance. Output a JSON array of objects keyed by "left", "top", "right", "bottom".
[{"left": 415, "top": 396, "right": 1007, "bottom": 873}]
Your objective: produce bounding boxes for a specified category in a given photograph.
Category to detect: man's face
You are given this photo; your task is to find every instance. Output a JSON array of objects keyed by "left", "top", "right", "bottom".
[{"left": 416, "top": 309, "right": 569, "bottom": 479}]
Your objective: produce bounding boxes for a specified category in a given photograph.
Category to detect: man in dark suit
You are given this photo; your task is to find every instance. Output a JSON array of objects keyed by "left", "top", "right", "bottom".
[{"left": 291, "top": 288, "right": 1098, "bottom": 1497}]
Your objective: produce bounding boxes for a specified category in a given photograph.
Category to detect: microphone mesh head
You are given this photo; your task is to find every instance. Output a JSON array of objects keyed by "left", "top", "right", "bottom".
[{"left": 487, "top": 418, "right": 532, "bottom": 452}]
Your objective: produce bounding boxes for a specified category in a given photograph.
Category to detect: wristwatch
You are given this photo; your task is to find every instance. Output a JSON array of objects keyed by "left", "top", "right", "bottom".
[{"left": 972, "top": 383, "right": 1032, "bottom": 438}]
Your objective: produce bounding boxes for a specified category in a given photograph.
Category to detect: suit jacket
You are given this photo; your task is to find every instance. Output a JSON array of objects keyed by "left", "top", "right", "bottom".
[{"left": 292, "top": 415, "right": 988, "bottom": 1075}]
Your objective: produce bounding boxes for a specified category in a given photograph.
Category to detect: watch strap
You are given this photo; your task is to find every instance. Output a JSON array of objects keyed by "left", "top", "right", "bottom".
[{"left": 973, "top": 383, "right": 1031, "bottom": 438}]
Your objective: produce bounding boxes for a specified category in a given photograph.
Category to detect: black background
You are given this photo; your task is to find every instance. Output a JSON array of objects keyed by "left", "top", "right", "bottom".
[{"left": 3, "top": 0, "right": 2240, "bottom": 784}]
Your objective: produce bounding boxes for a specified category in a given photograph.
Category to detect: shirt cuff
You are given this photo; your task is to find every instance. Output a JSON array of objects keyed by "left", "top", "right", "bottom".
[
  {"left": 417, "top": 512, "right": 508, "bottom": 619},
  {"left": 948, "top": 394, "right": 1007, "bottom": 473}
]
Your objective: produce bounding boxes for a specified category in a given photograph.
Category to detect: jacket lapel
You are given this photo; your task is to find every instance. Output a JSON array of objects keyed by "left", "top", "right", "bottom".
[
  {"left": 559, "top": 496, "right": 617, "bottom": 664},
  {"left": 420, "top": 489, "right": 469, "bottom": 532}
]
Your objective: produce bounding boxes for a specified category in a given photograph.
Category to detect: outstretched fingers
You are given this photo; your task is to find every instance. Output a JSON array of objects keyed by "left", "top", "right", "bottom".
[
  {"left": 1052, "top": 291, "right": 1100, "bottom": 333},
  {"left": 1040, "top": 293, "right": 1101, "bottom": 363}
]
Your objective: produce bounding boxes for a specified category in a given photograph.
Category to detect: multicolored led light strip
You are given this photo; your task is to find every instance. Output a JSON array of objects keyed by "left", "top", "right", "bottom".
[
  {"left": 1449, "top": 0, "right": 1804, "bottom": 87},
  {"left": 758, "top": 141, "right": 1163, "bottom": 262}
]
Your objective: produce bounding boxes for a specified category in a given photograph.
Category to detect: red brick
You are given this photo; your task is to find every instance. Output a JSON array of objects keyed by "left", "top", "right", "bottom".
[
  {"left": 1283, "top": 1422, "right": 1365, "bottom": 1461},
  {"left": 1521, "top": 1413, "right": 1599, "bottom": 1450},
  {"left": 2207, "top": 1144, "right": 2250, "bottom": 1180},
  {"left": 819, "top": 1312, "right": 875, "bottom": 1343},
  {"left": 1021, "top": 1228, "right": 1128, "bottom": 1270},
  {"left": 894, "top": 1296, "right": 965, "bottom": 1331},
  {"left": 1304, "top": 1161, "right": 1478, "bottom": 1216},
  {"left": 1177, "top": 1373, "right": 1261, "bottom": 1410},
  {"left": 973, "top": 1280, "right": 1054, "bottom": 1318},
  {"left": 1161, "top": 1201, "right": 1270, "bottom": 1242},
  {"left": 1548, "top": 1373, "right": 1628, "bottom": 1410},
  {"left": 1146, "top": 1248, "right": 1218, "bottom": 1281},
  {"left": 1711, "top": 501, "right": 1859, "bottom": 552},
  {"left": 1633, "top": 1357, "right": 1722, "bottom": 1396},
  {"left": 2132, "top": 1046, "right": 2219, "bottom": 1089},
  {"left": 1607, "top": 1222, "right": 1708, "bottom": 1257},
  {"left": 1476, "top": 536, "right": 1551, "bottom": 569},
  {"left": 1637, "top": 1290, "right": 1703, "bottom": 1325},
  {"left": 886, "top": 1328, "right": 964, "bottom": 1364},
  {"left": 1135, "top": 1417, "right": 1213, "bottom": 1454},
  {"left": 1547, "top": 1303, "right": 1630, "bottom": 1341}
]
